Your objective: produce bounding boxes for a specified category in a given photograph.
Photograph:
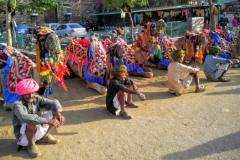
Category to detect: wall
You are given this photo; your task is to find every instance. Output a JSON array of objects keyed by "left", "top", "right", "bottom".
[
  {"left": 55, "top": 0, "right": 100, "bottom": 25},
  {"left": 0, "top": 0, "right": 239, "bottom": 28},
  {"left": 0, "top": 0, "right": 99, "bottom": 27}
]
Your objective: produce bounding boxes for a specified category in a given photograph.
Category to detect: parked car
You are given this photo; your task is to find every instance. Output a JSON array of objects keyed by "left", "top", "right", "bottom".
[
  {"left": 15, "top": 24, "right": 29, "bottom": 34},
  {"left": 43, "top": 23, "right": 60, "bottom": 30},
  {"left": 55, "top": 23, "right": 87, "bottom": 38}
]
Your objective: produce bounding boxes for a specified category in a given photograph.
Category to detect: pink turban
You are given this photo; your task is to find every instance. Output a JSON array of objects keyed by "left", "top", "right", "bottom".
[{"left": 15, "top": 79, "right": 39, "bottom": 95}]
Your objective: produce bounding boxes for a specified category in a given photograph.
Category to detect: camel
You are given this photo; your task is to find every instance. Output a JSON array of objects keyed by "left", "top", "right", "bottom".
[
  {"left": 0, "top": 27, "right": 70, "bottom": 110},
  {"left": 0, "top": 45, "right": 40, "bottom": 111},
  {"left": 64, "top": 37, "right": 107, "bottom": 95},
  {"left": 103, "top": 37, "right": 153, "bottom": 78},
  {"left": 134, "top": 21, "right": 176, "bottom": 70},
  {"left": 33, "top": 27, "right": 70, "bottom": 96}
]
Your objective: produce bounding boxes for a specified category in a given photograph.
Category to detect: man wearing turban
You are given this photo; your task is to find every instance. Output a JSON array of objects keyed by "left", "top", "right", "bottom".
[
  {"left": 203, "top": 46, "right": 233, "bottom": 82},
  {"left": 12, "top": 79, "right": 66, "bottom": 158},
  {"left": 106, "top": 65, "right": 146, "bottom": 119},
  {"left": 168, "top": 49, "right": 206, "bottom": 96}
]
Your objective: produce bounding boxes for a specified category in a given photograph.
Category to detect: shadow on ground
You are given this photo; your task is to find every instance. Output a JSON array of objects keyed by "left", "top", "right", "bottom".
[
  {"left": 0, "top": 139, "right": 31, "bottom": 159},
  {"left": 56, "top": 106, "right": 124, "bottom": 126},
  {"left": 162, "top": 131, "right": 240, "bottom": 160}
]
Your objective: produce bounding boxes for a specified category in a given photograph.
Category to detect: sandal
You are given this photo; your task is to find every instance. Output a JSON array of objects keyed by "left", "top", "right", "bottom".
[
  {"left": 210, "top": 79, "right": 219, "bottom": 82},
  {"left": 218, "top": 77, "right": 230, "bottom": 82},
  {"left": 232, "top": 63, "right": 240, "bottom": 68},
  {"left": 195, "top": 86, "right": 206, "bottom": 93},
  {"left": 210, "top": 77, "right": 230, "bottom": 82}
]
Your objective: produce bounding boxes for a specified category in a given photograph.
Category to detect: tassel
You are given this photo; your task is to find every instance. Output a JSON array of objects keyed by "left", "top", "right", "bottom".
[
  {"left": 199, "top": 45, "right": 203, "bottom": 64},
  {"left": 88, "top": 46, "right": 93, "bottom": 59},
  {"left": 115, "top": 59, "right": 119, "bottom": 66},
  {"left": 113, "top": 56, "right": 116, "bottom": 66},
  {"left": 152, "top": 45, "right": 156, "bottom": 55},
  {"left": 158, "top": 49, "right": 162, "bottom": 59},
  {"left": 36, "top": 41, "right": 41, "bottom": 73},
  {"left": 119, "top": 58, "right": 124, "bottom": 64},
  {"left": 124, "top": 58, "right": 128, "bottom": 66}
]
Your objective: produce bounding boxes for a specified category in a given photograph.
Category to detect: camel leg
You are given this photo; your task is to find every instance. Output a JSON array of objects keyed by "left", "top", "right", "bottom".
[
  {"left": 128, "top": 70, "right": 153, "bottom": 78},
  {"left": 0, "top": 74, "right": 12, "bottom": 111},
  {"left": 157, "top": 63, "right": 168, "bottom": 70},
  {"left": 86, "top": 80, "right": 107, "bottom": 95},
  {"left": 143, "top": 67, "right": 152, "bottom": 72},
  {"left": 3, "top": 102, "right": 13, "bottom": 111}
]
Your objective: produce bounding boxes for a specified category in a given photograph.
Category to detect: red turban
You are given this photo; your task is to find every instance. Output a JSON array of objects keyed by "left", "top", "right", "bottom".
[{"left": 15, "top": 79, "right": 39, "bottom": 96}]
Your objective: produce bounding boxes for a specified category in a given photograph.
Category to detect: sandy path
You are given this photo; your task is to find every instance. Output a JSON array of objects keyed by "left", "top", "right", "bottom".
[{"left": 0, "top": 65, "right": 240, "bottom": 160}]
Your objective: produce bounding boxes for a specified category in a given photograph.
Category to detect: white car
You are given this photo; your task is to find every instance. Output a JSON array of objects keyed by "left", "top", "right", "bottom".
[
  {"left": 55, "top": 23, "right": 87, "bottom": 38},
  {"left": 43, "top": 23, "right": 60, "bottom": 30}
]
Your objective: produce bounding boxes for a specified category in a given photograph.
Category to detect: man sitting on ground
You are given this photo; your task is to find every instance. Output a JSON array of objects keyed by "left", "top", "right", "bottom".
[
  {"left": 203, "top": 46, "right": 233, "bottom": 82},
  {"left": 106, "top": 65, "right": 146, "bottom": 119},
  {"left": 12, "top": 79, "right": 66, "bottom": 158},
  {"left": 167, "top": 49, "right": 206, "bottom": 96}
]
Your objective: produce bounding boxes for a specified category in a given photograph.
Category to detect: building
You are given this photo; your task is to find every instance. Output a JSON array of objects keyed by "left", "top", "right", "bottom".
[{"left": 0, "top": 0, "right": 237, "bottom": 30}]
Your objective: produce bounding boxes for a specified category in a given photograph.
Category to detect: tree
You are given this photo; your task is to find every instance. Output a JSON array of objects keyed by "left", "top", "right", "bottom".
[
  {"left": 102, "top": 0, "right": 148, "bottom": 46},
  {"left": 208, "top": 0, "right": 217, "bottom": 30},
  {"left": 0, "top": 0, "right": 63, "bottom": 46}
]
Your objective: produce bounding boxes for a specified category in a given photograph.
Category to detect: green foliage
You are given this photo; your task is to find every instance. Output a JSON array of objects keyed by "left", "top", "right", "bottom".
[
  {"left": 102, "top": 0, "right": 148, "bottom": 11},
  {"left": 16, "top": 0, "right": 63, "bottom": 15},
  {"left": 0, "top": 0, "right": 5, "bottom": 13},
  {"left": 9, "top": 0, "right": 16, "bottom": 9}
]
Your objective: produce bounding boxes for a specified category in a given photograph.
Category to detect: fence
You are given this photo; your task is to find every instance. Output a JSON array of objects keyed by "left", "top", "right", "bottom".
[
  {"left": 89, "top": 30, "right": 116, "bottom": 40},
  {"left": 0, "top": 21, "right": 191, "bottom": 50},
  {"left": 89, "top": 27, "right": 141, "bottom": 44},
  {"left": 0, "top": 33, "right": 36, "bottom": 51},
  {"left": 166, "top": 21, "right": 191, "bottom": 38},
  {"left": 0, "top": 33, "right": 24, "bottom": 49},
  {"left": 90, "top": 21, "right": 190, "bottom": 44}
]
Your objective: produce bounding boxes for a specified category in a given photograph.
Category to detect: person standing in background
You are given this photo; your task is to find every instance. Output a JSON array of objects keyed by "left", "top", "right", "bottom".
[
  {"left": 237, "top": 13, "right": 240, "bottom": 26},
  {"left": 203, "top": 19, "right": 210, "bottom": 30},
  {"left": 232, "top": 14, "right": 239, "bottom": 36},
  {"left": 219, "top": 12, "right": 229, "bottom": 30}
]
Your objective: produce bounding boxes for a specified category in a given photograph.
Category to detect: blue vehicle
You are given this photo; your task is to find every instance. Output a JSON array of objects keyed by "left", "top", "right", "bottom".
[{"left": 15, "top": 24, "right": 29, "bottom": 34}]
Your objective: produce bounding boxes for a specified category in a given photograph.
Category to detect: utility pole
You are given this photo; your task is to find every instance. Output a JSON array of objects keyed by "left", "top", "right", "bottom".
[{"left": 5, "top": 0, "right": 12, "bottom": 46}]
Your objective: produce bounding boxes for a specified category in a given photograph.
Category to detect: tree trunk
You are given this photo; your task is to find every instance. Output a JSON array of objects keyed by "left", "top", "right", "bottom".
[
  {"left": 127, "top": 11, "right": 134, "bottom": 46},
  {"left": 5, "top": 0, "right": 12, "bottom": 46},
  {"left": 208, "top": 0, "right": 216, "bottom": 30}
]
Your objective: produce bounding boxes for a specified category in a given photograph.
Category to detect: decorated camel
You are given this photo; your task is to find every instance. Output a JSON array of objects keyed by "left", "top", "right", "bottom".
[
  {"left": 0, "top": 45, "right": 39, "bottom": 110},
  {"left": 34, "top": 26, "right": 70, "bottom": 96},
  {"left": 134, "top": 21, "right": 176, "bottom": 70},
  {"left": 181, "top": 30, "right": 209, "bottom": 64},
  {"left": 64, "top": 37, "right": 108, "bottom": 95},
  {"left": 64, "top": 33, "right": 156, "bottom": 95},
  {"left": 0, "top": 27, "right": 70, "bottom": 110},
  {"left": 103, "top": 36, "right": 153, "bottom": 78},
  {"left": 182, "top": 29, "right": 239, "bottom": 65}
]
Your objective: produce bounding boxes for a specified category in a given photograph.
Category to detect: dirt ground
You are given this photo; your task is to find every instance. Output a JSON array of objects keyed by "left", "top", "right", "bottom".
[{"left": 0, "top": 64, "right": 240, "bottom": 160}]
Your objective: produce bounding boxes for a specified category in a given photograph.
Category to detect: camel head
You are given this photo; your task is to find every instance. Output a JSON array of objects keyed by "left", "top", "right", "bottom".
[{"left": 35, "top": 27, "right": 69, "bottom": 95}]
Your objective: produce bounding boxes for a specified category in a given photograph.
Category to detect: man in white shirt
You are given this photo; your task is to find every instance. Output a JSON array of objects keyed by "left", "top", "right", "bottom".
[{"left": 167, "top": 49, "right": 206, "bottom": 96}]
